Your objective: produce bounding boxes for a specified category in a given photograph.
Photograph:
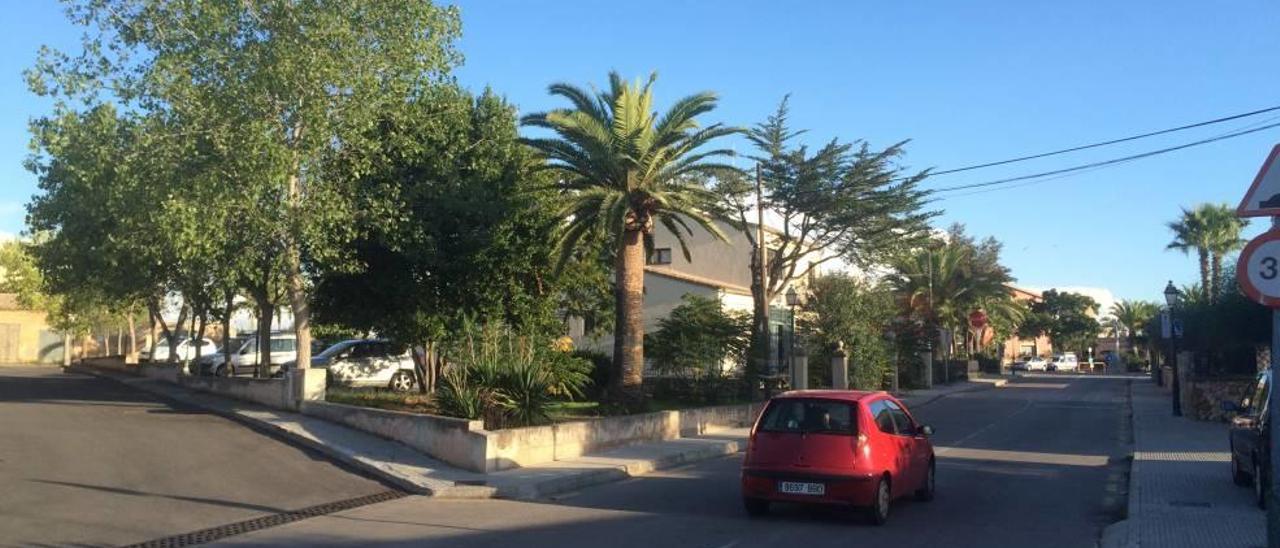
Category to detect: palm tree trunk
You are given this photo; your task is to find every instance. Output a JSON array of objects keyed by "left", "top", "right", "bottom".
[
  {"left": 1210, "top": 253, "right": 1223, "bottom": 303},
  {"left": 1197, "top": 248, "right": 1210, "bottom": 302},
  {"left": 611, "top": 228, "right": 646, "bottom": 407}
]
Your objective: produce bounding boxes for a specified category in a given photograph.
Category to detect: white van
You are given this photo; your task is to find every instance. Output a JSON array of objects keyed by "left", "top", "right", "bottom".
[
  {"left": 199, "top": 333, "right": 298, "bottom": 377},
  {"left": 1049, "top": 353, "right": 1079, "bottom": 372}
]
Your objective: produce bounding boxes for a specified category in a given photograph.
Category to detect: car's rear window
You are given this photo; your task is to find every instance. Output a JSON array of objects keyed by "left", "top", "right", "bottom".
[{"left": 757, "top": 398, "right": 857, "bottom": 435}]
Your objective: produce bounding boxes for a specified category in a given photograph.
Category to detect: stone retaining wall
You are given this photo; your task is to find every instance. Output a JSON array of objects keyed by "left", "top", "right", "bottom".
[{"left": 301, "top": 400, "right": 487, "bottom": 472}]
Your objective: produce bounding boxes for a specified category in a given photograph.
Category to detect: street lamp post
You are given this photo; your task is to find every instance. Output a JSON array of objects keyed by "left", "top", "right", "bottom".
[
  {"left": 786, "top": 286, "right": 800, "bottom": 389},
  {"left": 1164, "top": 280, "right": 1182, "bottom": 417}
]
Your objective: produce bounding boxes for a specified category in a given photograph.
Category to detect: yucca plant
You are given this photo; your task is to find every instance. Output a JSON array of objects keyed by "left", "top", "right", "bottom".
[{"left": 522, "top": 72, "right": 740, "bottom": 407}]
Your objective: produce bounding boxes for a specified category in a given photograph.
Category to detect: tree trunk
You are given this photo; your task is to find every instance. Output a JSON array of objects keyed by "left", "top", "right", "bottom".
[
  {"left": 610, "top": 228, "right": 646, "bottom": 407},
  {"left": 221, "top": 292, "right": 234, "bottom": 373},
  {"left": 1210, "top": 253, "right": 1223, "bottom": 303},
  {"left": 194, "top": 308, "right": 207, "bottom": 364},
  {"left": 254, "top": 294, "right": 274, "bottom": 378},
  {"left": 1197, "top": 248, "right": 1210, "bottom": 302},
  {"left": 127, "top": 311, "right": 137, "bottom": 363}
]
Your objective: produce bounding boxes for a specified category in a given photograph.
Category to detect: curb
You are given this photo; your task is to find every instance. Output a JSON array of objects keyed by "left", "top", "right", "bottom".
[
  {"left": 67, "top": 365, "right": 489, "bottom": 498},
  {"left": 498, "top": 439, "right": 742, "bottom": 500},
  {"left": 69, "top": 364, "right": 744, "bottom": 502},
  {"left": 901, "top": 379, "right": 1005, "bottom": 409}
]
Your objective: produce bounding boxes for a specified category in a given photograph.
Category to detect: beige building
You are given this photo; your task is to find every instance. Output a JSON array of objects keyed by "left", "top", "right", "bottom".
[
  {"left": 568, "top": 218, "right": 850, "bottom": 373},
  {"left": 0, "top": 293, "right": 64, "bottom": 364}
]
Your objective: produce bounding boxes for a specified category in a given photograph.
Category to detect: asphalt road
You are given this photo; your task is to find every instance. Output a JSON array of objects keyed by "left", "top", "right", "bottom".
[
  {"left": 213, "top": 374, "right": 1133, "bottom": 548},
  {"left": 0, "top": 366, "right": 390, "bottom": 547}
]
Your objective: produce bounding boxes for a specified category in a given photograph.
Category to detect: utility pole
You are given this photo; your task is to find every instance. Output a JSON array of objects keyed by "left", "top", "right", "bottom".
[
  {"left": 1270, "top": 216, "right": 1280, "bottom": 547},
  {"left": 755, "top": 163, "right": 770, "bottom": 382}
]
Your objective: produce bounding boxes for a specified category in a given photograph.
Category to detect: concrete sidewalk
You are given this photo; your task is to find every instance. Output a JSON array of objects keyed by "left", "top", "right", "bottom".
[
  {"left": 1105, "top": 379, "right": 1264, "bottom": 547},
  {"left": 892, "top": 376, "right": 1007, "bottom": 408}
]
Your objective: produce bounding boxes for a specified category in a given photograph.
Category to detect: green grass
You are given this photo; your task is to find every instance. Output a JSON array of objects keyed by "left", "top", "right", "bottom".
[
  {"left": 326, "top": 387, "right": 438, "bottom": 414},
  {"left": 548, "top": 397, "right": 752, "bottom": 421}
]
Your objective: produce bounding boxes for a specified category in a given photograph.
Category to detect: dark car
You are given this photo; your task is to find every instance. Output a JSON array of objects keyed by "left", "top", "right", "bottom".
[
  {"left": 740, "top": 390, "right": 936, "bottom": 525},
  {"left": 1226, "top": 370, "right": 1270, "bottom": 508}
]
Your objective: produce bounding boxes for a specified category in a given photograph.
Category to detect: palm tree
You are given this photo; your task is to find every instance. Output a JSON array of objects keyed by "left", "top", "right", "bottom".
[
  {"left": 1201, "top": 203, "right": 1248, "bottom": 301},
  {"left": 1166, "top": 206, "right": 1214, "bottom": 302},
  {"left": 522, "top": 72, "right": 739, "bottom": 406},
  {"left": 892, "top": 243, "right": 1015, "bottom": 357},
  {"left": 1110, "top": 299, "right": 1158, "bottom": 360}
]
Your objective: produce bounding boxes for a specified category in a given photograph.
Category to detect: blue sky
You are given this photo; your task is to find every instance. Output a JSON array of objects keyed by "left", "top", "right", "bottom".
[{"left": 2, "top": 1, "right": 1278, "bottom": 304}]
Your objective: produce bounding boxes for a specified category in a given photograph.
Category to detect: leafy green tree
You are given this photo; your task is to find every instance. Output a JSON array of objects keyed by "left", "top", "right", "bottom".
[
  {"left": 722, "top": 98, "right": 933, "bottom": 391},
  {"left": 31, "top": 0, "right": 465, "bottom": 373},
  {"left": 522, "top": 72, "right": 739, "bottom": 407},
  {"left": 800, "top": 275, "right": 897, "bottom": 390},
  {"left": 1018, "top": 290, "right": 1101, "bottom": 356},
  {"left": 646, "top": 294, "right": 750, "bottom": 379},
  {"left": 314, "top": 87, "right": 589, "bottom": 391}
]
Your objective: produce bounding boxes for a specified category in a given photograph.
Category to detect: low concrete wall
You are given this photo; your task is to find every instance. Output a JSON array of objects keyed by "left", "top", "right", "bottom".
[
  {"left": 480, "top": 402, "right": 764, "bottom": 472},
  {"left": 180, "top": 375, "right": 292, "bottom": 410},
  {"left": 139, "top": 364, "right": 180, "bottom": 384},
  {"left": 302, "top": 401, "right": 487, "bottom": 472}
]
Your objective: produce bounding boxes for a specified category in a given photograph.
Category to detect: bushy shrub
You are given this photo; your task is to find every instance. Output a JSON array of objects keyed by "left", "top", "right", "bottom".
[
  {"left": 646, "top": 295, "right": 750, "bottom": 379},
  {"left": 437, "top": 322, "right": 591, "bottom": 428}
]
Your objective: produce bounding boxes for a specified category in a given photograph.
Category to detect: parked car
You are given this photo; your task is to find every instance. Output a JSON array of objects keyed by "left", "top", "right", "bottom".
[
  {"left": 197, "top": 333, "right": 299, "bottom": 377},
  {"left": 1049, "top": 353, "right": 1079, "bottom": 372},
  {"left": 740, "top": 390, "right": 935, "bottom": 525},
  {"left": 1225, "top": 370, "right": 1271, "bottom": 509},
  {"left": 1013, "top": 356, "right": 1049, "bottom": 371},
  {"left": 280, "top": 339, "right": 418, "bottom": 391},
  {"left": 141, "top": 337, "right": 217, "bottom": 363}
]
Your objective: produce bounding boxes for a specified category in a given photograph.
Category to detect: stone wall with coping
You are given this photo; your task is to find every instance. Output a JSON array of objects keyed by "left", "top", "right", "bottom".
[
  {"left": 1186, "top": 376, "right": 1256, "bottom": 422},
  {"left": 301, "top": 400, "right": 487, "bottom": 472},
  {"left": 179, "top": 375, "right": 293, "bottom": 410}
]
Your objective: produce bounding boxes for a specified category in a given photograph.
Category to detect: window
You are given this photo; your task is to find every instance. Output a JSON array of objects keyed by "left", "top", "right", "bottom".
[
  {"left": 647, "top": 248, "right": 672, "bottom": 265},
  {"left": 1248, "top": 374, "right": 1269, "bottom": 416},
  {"left": 884, "top": 400, "right": 915, "bottom": 436},
  {"left": 270, "top": 338, "right": 296, "bottom": 353},
  {"left": 349, "top": 343, "right": 380, "bottom": 359},
  {"left": 758, "top": 399, "right": 856, "bottom": 435},
  {"left": 868, "top": 400, "right": 897, "bottom": 434}
]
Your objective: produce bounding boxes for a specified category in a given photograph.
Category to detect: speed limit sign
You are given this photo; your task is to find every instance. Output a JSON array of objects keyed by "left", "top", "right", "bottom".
[{"left": 1238, "top": 229, "right": 1280, "bottom": 307}]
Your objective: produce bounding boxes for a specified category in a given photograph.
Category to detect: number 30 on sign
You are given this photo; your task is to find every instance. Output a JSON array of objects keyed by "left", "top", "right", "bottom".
[{"left": 1238, "top": 230, "right": 1280, "bottom": 307}]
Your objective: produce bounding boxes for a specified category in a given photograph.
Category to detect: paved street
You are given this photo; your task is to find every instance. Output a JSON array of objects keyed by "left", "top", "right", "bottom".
[
  {"left": 0, "top": 366, "right": 391, "bottom": 547},
  {"left": 210, "top": 374, "right": 1132, "bottom": 548}
]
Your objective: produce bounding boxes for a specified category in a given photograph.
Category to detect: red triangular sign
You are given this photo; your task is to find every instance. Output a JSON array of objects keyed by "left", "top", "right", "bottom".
[{"left": 1238, "top": 144, "right": 1280, "bottom": 217}]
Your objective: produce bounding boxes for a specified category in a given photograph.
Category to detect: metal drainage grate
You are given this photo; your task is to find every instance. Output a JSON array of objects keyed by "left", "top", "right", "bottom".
[{"left": 122, "top": 490, "right": 408, "bottom": 548}]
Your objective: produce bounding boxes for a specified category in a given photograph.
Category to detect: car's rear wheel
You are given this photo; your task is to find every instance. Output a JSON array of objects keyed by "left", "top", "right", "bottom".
[
  {"left": 915, "top": 460, "right": 936, "bottom": 501},
  {"left": 389, "top": 370, "right": 417, "bottom": 392},
  {"left": 1232, "top": 448, "right": 1251, "bottom": 486},
  {"left": 742, "top": 497, "right": 769, "bottom": 517},
  {"left": 867, "top": 476, "right": 890, "bottom": 525},
  {"left": 216, "top": 364, "right": 231, "bottom": 377},
  {"left": 1255, "top": 460, "right": 1268, "bottom": 509}
]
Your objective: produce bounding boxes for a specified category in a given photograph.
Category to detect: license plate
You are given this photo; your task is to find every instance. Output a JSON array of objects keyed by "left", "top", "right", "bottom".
[{"left": 778, "top": 481, "right": 825, "bottom": 495}]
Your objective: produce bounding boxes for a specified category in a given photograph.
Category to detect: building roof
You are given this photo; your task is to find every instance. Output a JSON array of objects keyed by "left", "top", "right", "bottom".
[
  {"left": 644, "top": 266, "right": 753, "bottom": 296},
  {"left": 1006, "top": 284, "right": 1043, "bottom": 301}
]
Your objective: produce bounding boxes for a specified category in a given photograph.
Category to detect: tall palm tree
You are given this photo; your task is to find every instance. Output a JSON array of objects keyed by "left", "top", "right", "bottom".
[
  {"left": 1110, "top": 299, "right": 1158, "bottom": 360},
  {"left": 1201, "top": 203, "right": 1248, "bottom": 301},
  {"left": 893, "top": 243, "right": 1014, "bottom": 356},
  {"left": 1166, "top": 206, "right": 1214, "bottom": 302},
  {"left": 522, "top": 72, "right": 739, "bottom": 406}
]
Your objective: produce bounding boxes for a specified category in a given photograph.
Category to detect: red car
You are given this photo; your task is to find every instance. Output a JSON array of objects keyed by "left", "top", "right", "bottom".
[{"left": 740, "top": 390, "right": 936, "bottom": 525}]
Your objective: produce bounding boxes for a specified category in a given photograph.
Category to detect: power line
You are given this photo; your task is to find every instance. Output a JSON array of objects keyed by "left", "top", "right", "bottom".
[
  {"left": 932, "top": 114, "right": 1280, "bottom": 200},
  {"left": 930, "top": 121, "right": 1280, "bottom": 194},
  {"left": 925, "top": 104, "right": 1280, "bottom": 177}
]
